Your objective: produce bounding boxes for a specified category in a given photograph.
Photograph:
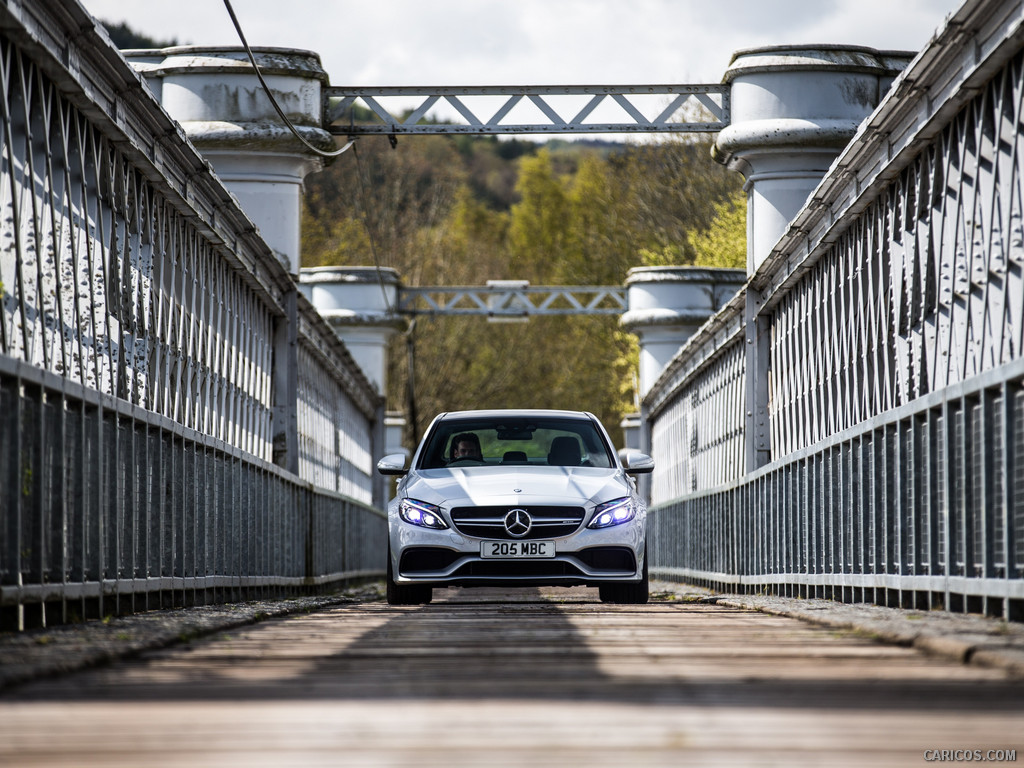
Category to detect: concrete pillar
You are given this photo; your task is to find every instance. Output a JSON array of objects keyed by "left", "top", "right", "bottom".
[
  {"left": 126, "top": 46, "right": 340, "bottom": 472},
  {"left": 619, "top": 267, "right": 745, "bottom": 397},
  {"left": 619, "top": 413, "right": 642, "bottom": 453},
  {"left": 713, "top": 45, "right": 912, "bottom": 273},
  {"left": 385, "top": 411, "right": 409, "bottom": 461},
  {"left": 297, "top": 266, "right": 407, "bottom": 397},
  {"left": 126, "top": 46, "right": 339, "bottom": 275}
]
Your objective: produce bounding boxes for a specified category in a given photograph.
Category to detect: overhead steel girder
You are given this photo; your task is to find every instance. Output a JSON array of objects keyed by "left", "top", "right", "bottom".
[
  {"left": 324, "top": 84, "right": 729, "bottom": 135},
  {"left": 398, "top": 284, "right": 628, "bottom": 317}
]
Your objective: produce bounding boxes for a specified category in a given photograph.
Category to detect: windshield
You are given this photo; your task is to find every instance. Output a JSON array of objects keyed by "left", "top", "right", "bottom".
[{"left": 418, "top": 416, "right": 615, "bottom": 469}]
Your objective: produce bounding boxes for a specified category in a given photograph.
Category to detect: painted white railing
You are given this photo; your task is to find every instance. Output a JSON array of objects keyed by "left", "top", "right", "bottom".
[
  {"left": 0, "top": 0, "right": 385, "bottom": 629},
  {"left": 646, "top": 0, "right": 1024, "bottom": 619}
]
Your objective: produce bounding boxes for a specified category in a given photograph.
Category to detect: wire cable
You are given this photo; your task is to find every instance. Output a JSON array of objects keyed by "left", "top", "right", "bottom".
[{"left": 222, "top": 0, "right": 353, "bottom": 159}]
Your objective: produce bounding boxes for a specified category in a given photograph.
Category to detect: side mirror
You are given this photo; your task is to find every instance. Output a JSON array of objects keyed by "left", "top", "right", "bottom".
[
  {"left": 376, "top": 453, "right": 409, "bottom": 476},
  {"left": 620, "top": 450, "right": 654, "bottom": 475}
]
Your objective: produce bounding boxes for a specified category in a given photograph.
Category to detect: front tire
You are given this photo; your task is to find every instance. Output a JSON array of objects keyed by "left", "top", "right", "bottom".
[
  {"left": 599, "top": 547, "right": 648, "bottom": 604},
  {"left": 386, "top": 546, "right": 433, "bottom": 605}
]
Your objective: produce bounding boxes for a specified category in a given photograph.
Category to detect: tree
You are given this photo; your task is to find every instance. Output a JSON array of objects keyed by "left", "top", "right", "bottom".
[
  {"left": 100, "top": 20, "right": 179, "bottom": 49},
  {"left": 507, "top": 149, "right": 570, "bottom": 281},
  {"left": 642, "top": 188, "right": 747, "bottom": 269},
  {"left": 688, "top": 189, "right": 746, "bottom": 269},
  {"left": 301, "top": 134, "right": 744, "bottom": 447}
]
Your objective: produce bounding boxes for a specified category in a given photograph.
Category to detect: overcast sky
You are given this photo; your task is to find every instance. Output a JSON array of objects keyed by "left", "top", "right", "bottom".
[{"left": 81, "top": 0, "right": 960, "bottom": 87}]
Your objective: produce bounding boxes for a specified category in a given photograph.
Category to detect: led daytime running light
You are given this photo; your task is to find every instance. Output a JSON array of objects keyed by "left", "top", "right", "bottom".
[
  {"left": 588, "top": 497, "right": 635, "bottom": 529},
  {"left": 399, "top": 499, "right": 448, "bottom": 529}
]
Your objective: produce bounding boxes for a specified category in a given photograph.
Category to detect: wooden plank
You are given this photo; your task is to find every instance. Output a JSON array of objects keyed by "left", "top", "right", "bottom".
[{"left": 0, "top": 586, "right": 1021, "bottom": 767}]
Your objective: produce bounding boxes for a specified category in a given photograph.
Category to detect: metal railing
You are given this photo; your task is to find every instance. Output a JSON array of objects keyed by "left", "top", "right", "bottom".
[
  {"left": 0, "top": 0, "right": 385, "bottom": 629},
  {"left": 645, "top": 0, "right": 1024, "bottom": 619}
]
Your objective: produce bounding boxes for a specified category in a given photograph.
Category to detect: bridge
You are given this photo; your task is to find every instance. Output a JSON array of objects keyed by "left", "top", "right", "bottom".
[
  {"left": 2, "top": 584, "right": 1022, "bottom": 766},
  {"left": 4, "top": 0, "right": 1019, "bottom": 622},
  {"left": 1, "top": 0, "right": 1023, "bottom": 760},
  {"left": 1, "top": 0, "right": 1022, "bottom": 624}
]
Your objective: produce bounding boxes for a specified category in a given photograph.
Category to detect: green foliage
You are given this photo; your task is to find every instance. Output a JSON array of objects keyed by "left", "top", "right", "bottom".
[
  {"left": 687, "top": 189, "right": 747, "bottom": 269},
  {"left": 640, "top": 188, "right": 746, "bottom": 269},
  {"left": 302, "top": 134, "right": 743, "bottom": 446},
  {"left": 508, "top": 150, "right": 570, "bottom": 279},
  {"left": 100, "top": 20, "right": 180, "bottom": 49}
]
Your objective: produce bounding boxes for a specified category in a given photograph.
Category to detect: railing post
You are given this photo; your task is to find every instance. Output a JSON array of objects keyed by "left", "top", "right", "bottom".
[
  {"left": 272, "top": 290, "right": 299, "bottom": 473},
  {"left": 744, "top": 287, "right": 771, "bottom": 472}
]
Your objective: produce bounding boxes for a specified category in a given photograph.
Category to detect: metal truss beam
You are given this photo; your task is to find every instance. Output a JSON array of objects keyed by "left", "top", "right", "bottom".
[
  {"left": 397, "top": 282, "right": 627, "bottom": 318},
  {"left": 325, "top": 84, "right": 729, "bottom": 135}
]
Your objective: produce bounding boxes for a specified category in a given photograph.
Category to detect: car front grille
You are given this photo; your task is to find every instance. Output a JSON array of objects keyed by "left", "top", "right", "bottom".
[
  {"left": 449, "top": 505, "right": 585, "bottom": 540},
  {"left": 397, "top": 545, "right": 638, "bottom": 581}
]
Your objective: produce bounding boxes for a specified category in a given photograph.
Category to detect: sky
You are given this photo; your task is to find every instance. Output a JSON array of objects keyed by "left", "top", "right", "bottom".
[{"left": 80, "top": 0, "right": 961, "bottom": 89}]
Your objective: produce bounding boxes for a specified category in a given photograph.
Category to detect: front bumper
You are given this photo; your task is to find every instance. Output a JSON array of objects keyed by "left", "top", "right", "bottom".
[{"left": 389, "top": 515, "right": 645, "bottom": 587}]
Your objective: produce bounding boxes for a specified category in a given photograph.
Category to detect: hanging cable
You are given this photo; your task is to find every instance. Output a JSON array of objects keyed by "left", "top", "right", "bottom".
[{"left": 222, "top": 0, "right": 354, "bottom": 159}]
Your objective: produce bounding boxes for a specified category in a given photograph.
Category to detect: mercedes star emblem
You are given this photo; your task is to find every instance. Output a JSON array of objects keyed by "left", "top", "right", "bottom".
[{"left": 504, "top": 508, "right": 532, "bottom": 538}]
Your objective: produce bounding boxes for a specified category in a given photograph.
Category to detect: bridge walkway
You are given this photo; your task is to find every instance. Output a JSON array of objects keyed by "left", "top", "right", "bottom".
[{"left": 1, "top": 584, "right": 1022, "bottom": 767}]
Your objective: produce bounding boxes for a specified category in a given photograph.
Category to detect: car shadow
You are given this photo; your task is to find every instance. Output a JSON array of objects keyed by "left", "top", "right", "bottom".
[{"left": 7, "top": 586, "right": 1024, "bottom": 715}]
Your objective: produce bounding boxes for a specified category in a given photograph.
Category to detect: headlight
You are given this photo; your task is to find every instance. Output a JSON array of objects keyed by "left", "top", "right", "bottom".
[
  {"left": 399, "top": 499, "right": 448, "bottom": 529},
  {"left": 588, "top": 497, "right": 635, "bottom": 529}
]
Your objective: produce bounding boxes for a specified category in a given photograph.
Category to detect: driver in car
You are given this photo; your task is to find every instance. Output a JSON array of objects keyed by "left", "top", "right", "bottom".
[{"left": 450, "top": 432, "right": 483, "bottom": 462}]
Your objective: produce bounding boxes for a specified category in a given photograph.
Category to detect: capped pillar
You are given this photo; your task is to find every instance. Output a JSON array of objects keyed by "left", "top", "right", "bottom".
[
  {"left": 713, "top": 45, "right": 912, "bottom": 273},
  {"left": 126, "top": 46, "right": 339, "bottom": 275},
  {"left": 298, "top": 267, "right": 407, "bottom": 396},
  {"left": 620, "top": 267, "right": 745, "bottom": 397}
]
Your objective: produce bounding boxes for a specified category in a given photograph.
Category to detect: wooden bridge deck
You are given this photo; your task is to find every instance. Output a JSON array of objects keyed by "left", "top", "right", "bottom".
[{"left": 1, "top": 586, "right": 1022, "bottom": 767}]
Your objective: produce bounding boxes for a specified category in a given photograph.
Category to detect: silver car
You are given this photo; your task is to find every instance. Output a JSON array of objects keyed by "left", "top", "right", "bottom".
[{"left": 377, "top": 409, "right": 654, "bottom": 605}]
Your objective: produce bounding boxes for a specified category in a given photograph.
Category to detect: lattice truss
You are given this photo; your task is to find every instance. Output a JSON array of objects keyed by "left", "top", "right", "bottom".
[
  {"left": 325, "top": 85, "right": 729, "bottom": 135},
  {"left": 768, "top": 50, "right": 1024, "bottom": 457},
  {"left": 398, "top": 284, "right": 628, "bottom": 317}
]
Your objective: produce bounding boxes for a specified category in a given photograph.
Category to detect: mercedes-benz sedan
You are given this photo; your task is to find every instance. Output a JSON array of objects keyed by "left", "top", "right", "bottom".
[{"left": 376, "top": 409, "right": 654, "bottom": 605}]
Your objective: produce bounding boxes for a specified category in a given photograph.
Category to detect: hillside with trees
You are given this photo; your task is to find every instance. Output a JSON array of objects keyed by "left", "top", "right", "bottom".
[{"left": 302, "top": 135, "right": 744, "bottom": 446}]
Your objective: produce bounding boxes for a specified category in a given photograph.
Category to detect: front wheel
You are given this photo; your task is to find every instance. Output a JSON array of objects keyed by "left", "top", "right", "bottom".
[
  {"left": 599, "top": 547, "right": 648, "bottom": 604},
  {"left": 386, "top": 546, "right": 433, "bottom": 605}
]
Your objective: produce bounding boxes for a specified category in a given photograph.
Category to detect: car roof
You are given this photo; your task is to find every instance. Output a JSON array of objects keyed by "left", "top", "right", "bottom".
[{"left": 435, "top": 409, "right": 596, "bottom": 421}]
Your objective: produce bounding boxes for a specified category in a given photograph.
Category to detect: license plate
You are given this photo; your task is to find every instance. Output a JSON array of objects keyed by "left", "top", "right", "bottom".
[{"left": 480, "top": 541, "right": 555, "bottom": 558}]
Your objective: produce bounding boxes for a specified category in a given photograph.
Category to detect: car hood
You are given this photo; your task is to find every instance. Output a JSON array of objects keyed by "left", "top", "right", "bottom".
[{"left": 401, "top": 467, "right": 632, "bottom": 509}]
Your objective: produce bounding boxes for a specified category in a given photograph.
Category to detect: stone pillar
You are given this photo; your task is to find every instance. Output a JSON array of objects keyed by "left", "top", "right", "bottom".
[
  {"left": 713, "top": 45, "right": 912, "bottom": 273},
  {"left": 126, "top": 46, "right": 338, "bottom": 275},
  {"left": 620, "top": 267, "right": 746, "bottom": 397},
  {"left": 297, "top": 267, "right": 407, "bottom": 397}
]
